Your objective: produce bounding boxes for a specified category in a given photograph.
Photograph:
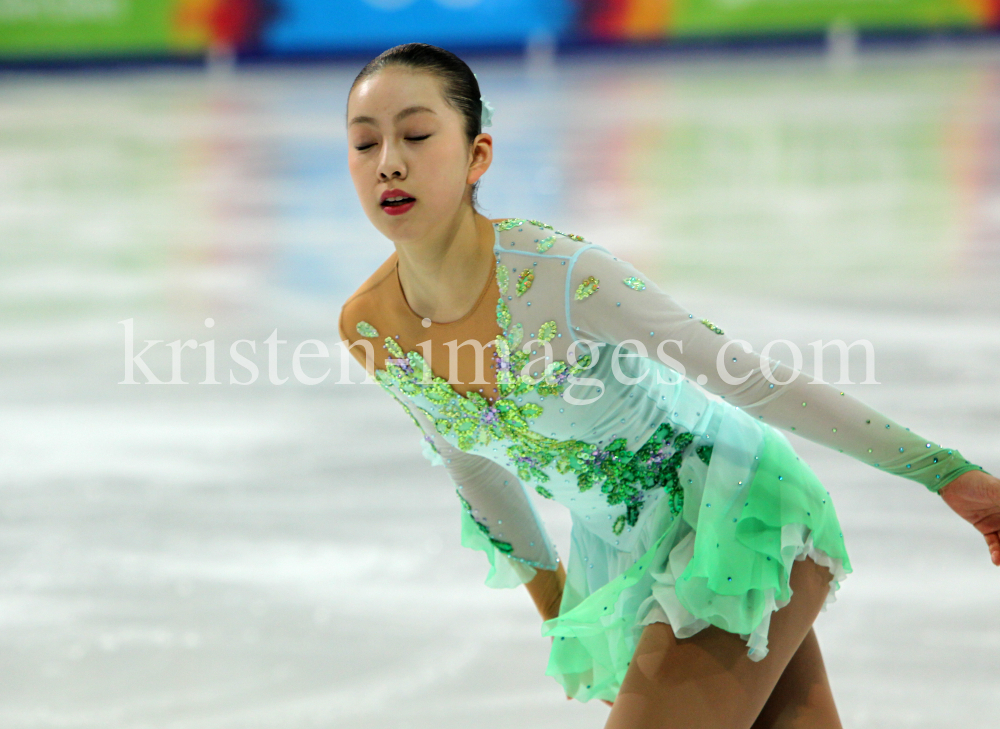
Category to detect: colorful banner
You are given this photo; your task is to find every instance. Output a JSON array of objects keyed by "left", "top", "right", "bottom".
[
  {"left": 581, "top": 0, "right": 1000, "bottom": 40},
  {"left": 0, "top": 0, "right": 278, "bottom": 57},
  {"left": 1, "top": 0, "right": 999, "bottom": 59},
  {"left": 266, "top": 0, "right": 572, "bottom": 53}
]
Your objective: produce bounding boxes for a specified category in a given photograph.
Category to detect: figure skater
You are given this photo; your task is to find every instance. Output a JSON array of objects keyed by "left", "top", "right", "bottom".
[{"left": 337, "top": 42, "right": 999, "bottom": 729}]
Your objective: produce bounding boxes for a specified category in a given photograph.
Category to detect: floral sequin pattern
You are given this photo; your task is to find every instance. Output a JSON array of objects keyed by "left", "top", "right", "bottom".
[
  {"left": 356, "top": 321, "right": 379, "bottom": 338},
  {"left": 373, "top": 307, "right": 593, "bottom": 461},
  {"left": 623, "top": 276, "right": 646, "bottom": 291},
  {"left": 595, "top": 421, "right": 694, "bottom": 535},
  {"left": 376, "top": 336, "right": 539, "bottom": 452},
  {"left": 507, "top": 418, "right": 696, "bottom": 532},
  {"left": 537, "top": 235, "right": 556, "bottom": 253},
  {"left": 575, "top": 276, "right": 600, "bottom": 300}
]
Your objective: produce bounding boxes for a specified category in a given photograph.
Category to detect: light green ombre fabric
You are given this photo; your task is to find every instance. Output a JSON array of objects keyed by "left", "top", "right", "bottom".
[
  {"left": 459, "top": 504, "right": 539, "bottom": 589},
  {"left": 542, "top": 423, "right": 852, "bottom": 703}
]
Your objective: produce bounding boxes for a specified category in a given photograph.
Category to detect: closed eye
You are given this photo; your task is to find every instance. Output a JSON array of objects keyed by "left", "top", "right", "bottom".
[{"left": 354, "top": 134, "right": 429, "bottom": 151}]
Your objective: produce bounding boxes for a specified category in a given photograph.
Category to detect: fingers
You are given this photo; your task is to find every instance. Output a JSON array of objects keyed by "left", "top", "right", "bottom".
[
  {"left": 565, "top": 695, "right": 614, "bottom": 707},
  {"left": 986, "top": 532, "right": 1000, "bottom": 567}
]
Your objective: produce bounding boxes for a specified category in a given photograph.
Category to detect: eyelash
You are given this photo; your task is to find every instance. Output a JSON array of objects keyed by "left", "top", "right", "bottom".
[{"left": 355, "top": 134, "right": 431, "bottom": 151}]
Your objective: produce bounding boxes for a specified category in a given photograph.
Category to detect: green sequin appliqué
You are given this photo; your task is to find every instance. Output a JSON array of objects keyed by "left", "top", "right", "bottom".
[
  {"left": 379, "top": 336, "right": 524, "bottom": 447},
  {"left": 508, "top": 322, "right": 523, "bottom": 347},
  {"left": 515, "top": 269, "right": 534, "bottom": 296},
  {"left": 523, "top": 219, "right": 586, "bottom": 242},
  {"left": 696, "top": 444, "right": 714, "bottom": 466},
  {"left": 496, "top": 218, "right": 526, "bottom": 231},
  {"left": 496, "top": 298, "right": 512, "bottom": 329},
  {"left": 537, "top": 235, "right": 556, "bottom": 253},
  {"left": 496, "top": 262, "right": 509, "bottom": 295},
  {"left": 374, "top": 327, "right": 593, "bottom": 455},
  {"left": 575, "top": 276, "right": 600, "bottom": 300},
  {"left": 458, "top": 492, "right": 513, "bottom": 553},
  {"left": 623, "top": 276, "right": 646, "bottom": 291},
  {"left": 601, "top": 422, "right": 693, "bottom": 535},
  {"left": 700, "top": 319, "right": 725, "bottom": 335},
  {"left": 538, "top": 320, "right": 557, "bottom": 343},
  {"left": 499, "top": 412, "right": 693, "bottom": 529},
  {"left": 356, "top": 321, "right": 379, "bottom": 338}
]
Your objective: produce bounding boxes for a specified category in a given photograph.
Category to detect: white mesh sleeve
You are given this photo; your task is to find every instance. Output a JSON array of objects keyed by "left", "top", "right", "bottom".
[
  {"left": 566, "top": 244, "right": 987, "bottom": 493},
  {"left": 406, "top": 404, "right": 560, "bottom": 588}
]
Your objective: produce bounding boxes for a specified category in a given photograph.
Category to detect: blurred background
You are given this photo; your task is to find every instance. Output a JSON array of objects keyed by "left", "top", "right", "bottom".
[{"left": 1, "top": 2, "right": 999, "bottom": 728}]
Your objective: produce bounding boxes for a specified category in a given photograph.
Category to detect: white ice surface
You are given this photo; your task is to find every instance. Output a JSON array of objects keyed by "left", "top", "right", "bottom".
[{"left": 1, "top": 43, "right": 998, "bottom": 728}]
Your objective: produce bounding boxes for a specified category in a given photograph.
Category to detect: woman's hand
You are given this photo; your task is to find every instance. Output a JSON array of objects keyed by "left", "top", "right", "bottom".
[{"left": 938, "top": 469, "right": 1000, "bottom": 566}]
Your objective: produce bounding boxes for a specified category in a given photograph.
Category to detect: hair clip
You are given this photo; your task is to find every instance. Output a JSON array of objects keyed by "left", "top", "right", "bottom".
[
  {"left": 473, "top": 72, "right": 493, "bottom": 129},
  {"left": 480, "top": 97, "right": 494, "bottom": 128}
]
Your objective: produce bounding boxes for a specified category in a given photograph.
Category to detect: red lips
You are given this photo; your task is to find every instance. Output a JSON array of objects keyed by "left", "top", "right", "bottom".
[
  {"left": 380, "top": 188, "right": 414, "bottom": 204},
  {"left": 380, "top": 188, "right": 417, "bottom": 215}
]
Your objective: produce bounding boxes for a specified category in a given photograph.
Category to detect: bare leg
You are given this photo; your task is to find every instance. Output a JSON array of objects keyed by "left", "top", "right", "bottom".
[
  {"left": 604, "top": 556, "right": 834, "bottom": 729},
  {"left": 750, "top": 626, "right": 842, "bottom": 729}
]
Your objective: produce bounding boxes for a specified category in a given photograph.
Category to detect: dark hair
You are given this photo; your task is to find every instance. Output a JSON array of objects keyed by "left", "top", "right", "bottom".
[{"left": 349, "top": 43, "right": 486, "bottom": 209}]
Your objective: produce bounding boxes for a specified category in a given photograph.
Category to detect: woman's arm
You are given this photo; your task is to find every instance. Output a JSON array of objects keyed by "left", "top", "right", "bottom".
[
  {"left": 566, "top": 243, "right": 999, "bottom": 566},
  {"left": 408, "top": 404, "right": 561, "bottom": 588},
  {"left": 566, "top": 243, "right": 990, "bottom": 494}
]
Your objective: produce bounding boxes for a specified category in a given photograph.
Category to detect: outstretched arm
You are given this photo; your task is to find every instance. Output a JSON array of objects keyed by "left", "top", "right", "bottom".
[{"left": 566, "top": 243, "right": 998, "bottom": 564}]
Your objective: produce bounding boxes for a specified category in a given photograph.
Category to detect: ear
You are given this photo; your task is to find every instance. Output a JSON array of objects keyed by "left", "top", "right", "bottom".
[{"left": 467, "top": 133, "right": 493, "bottom": 185}]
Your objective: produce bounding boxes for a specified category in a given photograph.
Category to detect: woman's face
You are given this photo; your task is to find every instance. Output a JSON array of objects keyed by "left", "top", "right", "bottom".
[{"left": 346, "top": 66, "right": 491, "bottom": 244}]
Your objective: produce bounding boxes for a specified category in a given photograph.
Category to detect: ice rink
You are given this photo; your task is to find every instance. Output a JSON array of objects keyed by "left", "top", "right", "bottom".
[{"left": 1, "top": 41, "right": 998, "bottom": 728}]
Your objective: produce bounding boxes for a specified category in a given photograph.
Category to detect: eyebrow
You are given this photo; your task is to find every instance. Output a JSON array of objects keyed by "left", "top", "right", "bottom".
[{"left": 349, "top": 105, "right": 436, "bottom": 127}]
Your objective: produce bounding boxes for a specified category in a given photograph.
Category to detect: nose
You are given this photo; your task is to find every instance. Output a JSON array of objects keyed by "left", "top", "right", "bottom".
[{"left": 376, "top": 139, "right": 405, "bottom": 181}]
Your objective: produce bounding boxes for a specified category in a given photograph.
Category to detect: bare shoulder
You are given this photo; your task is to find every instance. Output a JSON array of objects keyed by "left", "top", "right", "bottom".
[{"left": 337, "top": 251, "right": 397, "bottom": 364}]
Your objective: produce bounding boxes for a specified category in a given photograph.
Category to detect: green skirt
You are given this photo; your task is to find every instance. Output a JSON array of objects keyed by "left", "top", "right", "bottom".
[{"left": 541, "top": 423, "right": 853, "bottom": 704}]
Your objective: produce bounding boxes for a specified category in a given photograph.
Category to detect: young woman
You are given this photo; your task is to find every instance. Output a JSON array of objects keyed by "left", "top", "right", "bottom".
[{"left": 337, "top": 43, "right": 1000, "bottom": 728}]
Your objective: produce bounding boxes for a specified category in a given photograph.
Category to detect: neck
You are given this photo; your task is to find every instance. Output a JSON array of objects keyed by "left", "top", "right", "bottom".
[{"left": 394, "top": 204, "right": 495, "bottom": 324}]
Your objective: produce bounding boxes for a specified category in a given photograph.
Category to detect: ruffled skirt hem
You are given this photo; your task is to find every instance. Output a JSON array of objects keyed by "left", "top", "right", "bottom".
[
  {"left": 540, "top": 422, "right": 854, "bottom": 704},
  {"left": 636, "top": 523, "right": 850, "bottom": 661}
]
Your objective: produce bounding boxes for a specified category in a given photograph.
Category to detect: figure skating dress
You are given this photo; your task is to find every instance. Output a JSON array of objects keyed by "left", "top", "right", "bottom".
[{"left": 338, "top": 218, "right": 986, "bottom": 703}]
